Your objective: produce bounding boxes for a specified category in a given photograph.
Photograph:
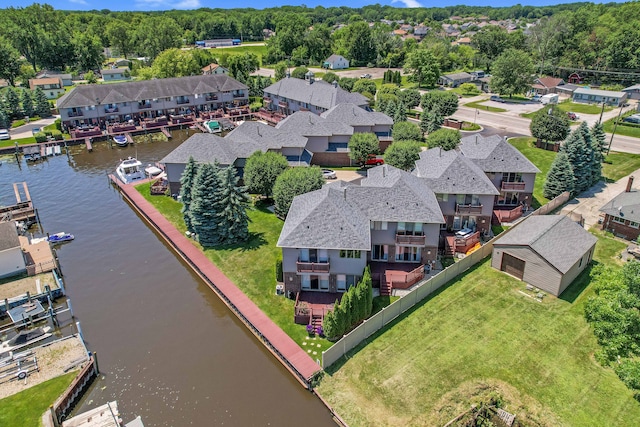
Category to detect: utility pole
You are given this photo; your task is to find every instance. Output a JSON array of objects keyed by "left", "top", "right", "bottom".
[
  {"left": 598, "top": 101, "right": 605, "bottom": 124},
  {"left": 607, "top": 104, "right": 625, "bottom": 154}
]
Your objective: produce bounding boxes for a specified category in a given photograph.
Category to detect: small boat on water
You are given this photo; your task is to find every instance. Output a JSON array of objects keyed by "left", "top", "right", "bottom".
[
  {"left": 204, "top": 120, "right": 221, "bottom": 133},
  {"left": 113, "top": 134, "right": 128, "bottom": 147},
  {"left": 1, "top": 327, "right": 52, "bottom": 353},
  {"left": 31, "top": 232, "right": 74, "bottom": 244},
  {"left": 116, "top": 157, "right": 145, "bottom": 184}
]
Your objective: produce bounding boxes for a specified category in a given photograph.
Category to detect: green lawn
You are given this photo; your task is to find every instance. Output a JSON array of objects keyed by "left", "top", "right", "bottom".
[
  {"left": 0, "top": 372, "right": 77, "bottom": 427},
  {"left": 213, "top": 45, "right": 268, "bottom": 63},
  {"left": 556, "top": 100, "right": 612, "bottom": 115},
  {"left": 136, "top": 184, "right": 333, "bottom": 353},
  {"left": 603, "top": 114, "right": 640, "bottom": 139},
  {"left": 316, "top": 232, "right": 640, "bottom": 427},
  {"left": 464, "top": 99, "right": 507, "bottom": 113}
]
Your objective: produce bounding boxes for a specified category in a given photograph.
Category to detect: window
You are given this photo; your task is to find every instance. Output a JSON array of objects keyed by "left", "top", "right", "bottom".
[
  {"left": 395, "top": 246, "right": 421, "bottom": 262},
  {"left": 372, "top": 221, "right": 388, "bottom": 230},
  {"left": 456, "top": 194, "right": 465, "bottom": 204},
  {"left": 339, "top": 250, "right": 361, "bottom": 259},
  {"left": 337, "top": 274, "right": 346, "bottom": 291},
  {"left": 299, "top": 248, "right": 309, "bottom": 262},
  {"left": 436, "top": 193, "right": 449, "bottom": 202},
  {"left": 630, "top": 221, "right": 639, "bottom": 229},
  {"left": 502, "top": 172, "right": 522, "bottom": 182},
  {"left": 372, "top": 245, "right": 388, "bottom": 261},
  {"left": 301, "top": 275, "right": 310, "bottom": 290},
  {"left": 320, "top": 277, "right": 329, "bottom": 290},
  {"left": 612, "top": 216, "right": 625, "bottom": 224}
]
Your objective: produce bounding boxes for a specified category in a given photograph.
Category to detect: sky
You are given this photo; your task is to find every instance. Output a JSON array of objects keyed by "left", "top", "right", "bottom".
[{"left": 0, "top": 0, "right": 616, "bottom": 12}]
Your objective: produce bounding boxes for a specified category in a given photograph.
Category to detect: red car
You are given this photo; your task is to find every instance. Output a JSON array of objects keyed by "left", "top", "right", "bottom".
[{"left": 365, "top": 155, "right": 385, "bottom": 166}]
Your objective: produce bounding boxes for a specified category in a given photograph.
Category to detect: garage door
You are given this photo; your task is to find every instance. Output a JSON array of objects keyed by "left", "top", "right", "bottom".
[{"left": 501, "top": 253, "right": 525, "bottom": 280}]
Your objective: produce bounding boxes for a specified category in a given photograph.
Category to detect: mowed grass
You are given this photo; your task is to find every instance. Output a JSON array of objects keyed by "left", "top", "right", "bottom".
[
  {"left": 136, "top": 184, "right": 333, "bottom": 352},
  {"left": 464, "top": 99, "right": 507, "bottom": 112},
  {"left": 212, "top": 45, "right": 268, "bottom": 63},
  {"left": 603, "top": 115, "right": 640, "bottom": 139},
  {"left": 0, "top": 372, "right": 77, "bottom": 427},
  {"left": 556, "top": 100, "right": 612, "bottom": 115},
  {"left": 316, "top": 232, "right": 640, "bottom": 427}
]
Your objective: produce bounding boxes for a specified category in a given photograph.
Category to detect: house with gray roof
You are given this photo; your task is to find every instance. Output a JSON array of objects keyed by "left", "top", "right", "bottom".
[
  {"left": 491, "top": 215, "right": 597, "bottom": 296},
  {"left": 414, "top": 148, "right": 499, "bottom": 234},
  {"left": 438, "top": 72, "right": 474, "bottom": 87},
  {"left": 460, "top": 134, "right": 540, "bottom": 211},
  {"left": 277, "top": 165, "right": 444, "bottom": 295},
  {"left": 572, "top": 87, "right": 627, "bottom": 107},
  {"left": 622, "top": 84, "right": 640, "bottom": 100},
  {"left": 263, "top": 73, "right": 368, "bottom": 116},
  {"left": 0, "top": 221, "right": 26, "bottom": 279},
  {"left": 323, "top": 54, "right": 349, "bottom": 70},
  {"left": 101, "top": 67, "right": 131, "bottom": 82},
  {"left": 57, "top": 74, "right": 248, "bottom": 128},
  {"left": 599, "top": 176, "right": 640, "bottom": 241}
]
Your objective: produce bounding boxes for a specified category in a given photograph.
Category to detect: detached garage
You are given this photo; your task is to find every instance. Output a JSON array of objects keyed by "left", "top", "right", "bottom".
[{"left": 491, "top": 215, "right": 597, "bottom": 296}]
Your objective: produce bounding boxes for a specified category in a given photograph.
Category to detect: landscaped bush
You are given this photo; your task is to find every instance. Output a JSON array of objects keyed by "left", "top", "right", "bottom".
[
  {"left": 275, "top": 258, "right": 283, "bottom": 282},
  {"left": 11, "top": 119, "right": 26, "bottom": 128},
  {"left": 322, "top": 267, "right": 372, "bottom": 339},
  {"left": 50, "top": 130, "right": 62, "bottom": 140},
  {"left": 34, "top": 132, "right": 47, "bottom": 143}
]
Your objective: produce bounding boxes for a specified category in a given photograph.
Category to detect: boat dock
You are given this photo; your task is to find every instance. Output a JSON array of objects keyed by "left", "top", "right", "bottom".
[
  {"left": 161, "top": 127, "right": 172, "bottom": 138},
  {"left": 0, "top": 182, "right": 37, "bottom": 223},
  {"left": 125, "top": 132, "right": 134, "bottom": 144},
  {"left": 110, "top": 176, "right": 322, "bottom": 388},
  {"left": 84, "top": 138, "right": 92, "bottom": 152}
]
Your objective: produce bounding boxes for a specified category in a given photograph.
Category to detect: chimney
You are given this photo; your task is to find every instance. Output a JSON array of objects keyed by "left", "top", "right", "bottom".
[{"left": 626, "top": 176, "right": 635, "bottom": 192}]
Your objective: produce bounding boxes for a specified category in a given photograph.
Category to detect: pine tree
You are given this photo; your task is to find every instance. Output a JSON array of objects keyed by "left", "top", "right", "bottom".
[
  {"left": 190, "top": 163, "right": 223, "bottom": 247},
  {"left": 392, "top": 100, "right": 407, "bottom": 123},
  {"left": 562, "top": 129, "right": 591, "bottom": 193},
  {"left": 363, "top": 266, "right": 373, "bottom": 318},
  {"left": 322, "top": 309, "right": 337, "bottom": 339},
  {"left": 4, "top": 87, "right": 21, "bottom": 119},
  {"left": 544, "top": 151, "right": 575, "bottom": 199},
  {"left": 179, "top": 157, "right": 199, "bottom": 232},
  {"left": 591, "top": 121, "right": 607, "bottom": 160},
  {"left": 333, "top": 299, "right": 346, "bottom": 337},
  {"left": 420, "top": 108, "right": 443, "bottom": 134},
  {"left": 214, "top": 166, "right": 251, "bottom": 245},
  {"left": 21, "top": 89, "right": 34, "bottom": 118},
  {"left": 577, "top": 121, "right": 599, "bottom": 187},
  {"left": 34, "top": 87, "right": 51, "bottom": 117}
]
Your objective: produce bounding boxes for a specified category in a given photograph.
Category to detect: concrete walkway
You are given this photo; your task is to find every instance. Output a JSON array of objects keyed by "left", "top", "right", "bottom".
[
  {"left": 8, "top": 115, "right": 60, "bottom": 140},
  {"left": 562, "top": 170, "right": 639, "bottom": 228}
]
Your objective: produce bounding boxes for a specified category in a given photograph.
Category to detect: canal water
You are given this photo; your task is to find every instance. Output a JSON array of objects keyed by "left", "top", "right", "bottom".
[{"left": 0, "top": 131, "right": 334, "bottom": 426}]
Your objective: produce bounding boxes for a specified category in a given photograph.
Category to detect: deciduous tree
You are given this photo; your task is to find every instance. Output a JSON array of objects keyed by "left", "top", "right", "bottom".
[
  {"left": 426, "top": 128, "right": 461, "bottom": 151},
  {"left": 404, "top": 48, "right": 440, "bottom": 88},
  {"left": 530, "top": 105, "right": 570, "bottom": 143},
  {"left": 398, "top": 88, "right": 421, "bottom": 109},
  {"left": 420, "top": 91, "right": 459, "bottom": 117},
  {"left": 348, "top": 133, "right": 380, "bottom": 165},
  {"left": 384, "top": 140, "right": 421, "bottom": 171},
  {"left": 490, "top": 48, "right": 534, "bottom": 97},
  {"left": 244, "top": 151, "right": 289, "bottom": 198},
  {"left": 0, "top": 37, "right": 21, "bottom": 86},
  {"left": 392, "top": 121, "right": 422, "bottom": 142},
  {"left": 272, "top": 167, "right": 324, "bottom": 218}
]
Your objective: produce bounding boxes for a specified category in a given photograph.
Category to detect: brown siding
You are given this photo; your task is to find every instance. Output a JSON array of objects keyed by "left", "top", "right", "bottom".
[
  {"left": 492, "top": 245, "right": 563, "bottom": 295},
  {"left": 310, "top": 152, "right": 352, "bottom": 167},
  {"left": 602, "top": 215, "right": 640, "bottom": 241}
]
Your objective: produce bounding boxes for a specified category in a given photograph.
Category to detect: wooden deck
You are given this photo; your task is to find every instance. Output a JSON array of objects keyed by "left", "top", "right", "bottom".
[{"left": 110, "top": 176, "right": 321, "bottom": 387}]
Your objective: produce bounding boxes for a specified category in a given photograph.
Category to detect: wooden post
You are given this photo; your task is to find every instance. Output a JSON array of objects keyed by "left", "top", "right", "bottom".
[
  {"left": 4, "top": 298, "right": 8, "bottom": 312},
  {"left": 26, "top": 291, "right": 31, "bottom": 303},
  {"left": 93, "top": 351, "right": 99, "bottom": 375},
  {"left": 50, "top": 405, "right": 60, "bottom": 427}
]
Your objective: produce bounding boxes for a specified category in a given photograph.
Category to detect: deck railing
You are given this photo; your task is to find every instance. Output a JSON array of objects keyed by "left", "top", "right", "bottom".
[
  {"left": 296, "top": 260, "right": 330, "bottom": 273},
  {"left": 395, "top": 234, "right": 426, "bottom": 245},
  {"left": 501, "top": 181, "right": 526, "bottom": 191},
  {"left": 456, "top": 203, "right": 483, "bottom": 214}
]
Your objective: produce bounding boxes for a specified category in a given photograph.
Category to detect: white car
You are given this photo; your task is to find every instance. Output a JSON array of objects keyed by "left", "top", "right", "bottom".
[
  {"left": 322, "top": 169, "right": 337, "bottom": 179},
  {"left": 360, "top": 73, "right": 372, "bottom": 79},
  {"left": 0, "top": 129, "right": 9, "bottom": 140}
]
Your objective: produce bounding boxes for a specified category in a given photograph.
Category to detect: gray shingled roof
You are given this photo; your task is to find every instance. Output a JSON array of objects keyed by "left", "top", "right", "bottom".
[
  {"left": 574, "top": 87, "right": 626, "bottom": 98},
  {"left": 459, "top": 134, "right": 540, "bottom": 174},
  {"left": 599, "top": 190, "right": 640, "bottom": 223},
  {"left": 263, "top": 78, "right": 368, "bottom": 110},
  {"left": 276, "top": 111, "right": 353, "bottom": 137},
  {"left": 159, "top": 133, "right": 237, "bottom": 165},
  {"left": 494, "top": 215, "right": 597, "bottom": 274},
  {"left": 227, "top": 121, "right": 308, "bottom": 149},
  {"left": 321, "top": 103, "right": 394, "bottom": 127},
  {"left": 277, "top": 166, "right": 444, "bottom": 250},
  {"left": 414, "top": 148, "right": 499, "bottom": 195},
  {"left": 101, "top": 68, "right": 129, "bottom": 75},
  {"left": 442, "top": 72, "right": 473, "bottom": 80},
  {"left": 57, "top": 75, "right": 247, "bottom": 108},
  {"left": 325, "top": 54, "right": 346, "bottom": 63},
  {"left": 0, "top": 222, "right": 20, "bottom": 251}
]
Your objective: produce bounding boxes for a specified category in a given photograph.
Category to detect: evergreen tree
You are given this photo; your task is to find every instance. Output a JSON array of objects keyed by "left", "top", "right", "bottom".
[
  {"left": 577, "top": 121, "right": 601, "bottom": 186},
  {"left": 179, "top": 157, "right": 199, "bottom": 232},
  {"left": 0, "top": 109, "right": 9, "bottom": 129},
  {"left": 333, "top": 299, "right": 346, "bottom": 338},
  {"left": 21, "top": 89, "right": 33, "bottom": 118},
  {"left": 543, "top": 151, "right": 575, "bottom": 199},
  {"left": 591, "top": 121, "right": 607, "bottom": 160},
  {"left": 340, "top": 289, "right": 353, "bottom": 331},
  {"left": 362, "top": 266, "right": 373, "bottom": 318},
  {"left": 215, "top": 166, "right": 251, "bottom": 245},
  {"left": 420, "top": 108, "right": 443, "bottom": 134},
  {"left": 561, "top": 129, "right": 591, "bottom": 193},
  {"left": 322, "top": 309, "right": 337, "bottom": 339},
  {"left": 392, "top": 100, "right": 407, "bottom": 123},
  {"left": 4, "top": 87, "right": 21, "bottom": 119},
  {"left": 34, "top": 87, "right": 50, "bottom": 117},
  {"left": 354, "top": 278, "right": 367, "bottom": 323},
  {"left": 190, "top": 163, "right": 223, "bottom": 247}
]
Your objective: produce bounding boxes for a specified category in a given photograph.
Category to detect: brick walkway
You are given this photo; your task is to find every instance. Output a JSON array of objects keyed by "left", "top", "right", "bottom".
[{"left": 111, "top": 176, "right": 321, "bottom": 387}]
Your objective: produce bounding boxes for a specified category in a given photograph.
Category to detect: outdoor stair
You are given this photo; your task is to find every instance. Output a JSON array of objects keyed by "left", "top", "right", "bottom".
[
  {"left": 311, "top": 314, "right": 323, "bottom": 330},
  {"left": 380, "top": 279, "right": 392, "bottom": 296}
]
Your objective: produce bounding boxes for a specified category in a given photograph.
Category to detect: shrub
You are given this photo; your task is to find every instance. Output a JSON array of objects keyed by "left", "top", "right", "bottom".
[
  {"left": 34, "top": 132, "right": 47, "bottom": 143},
  {"left": 50, "top": 130, "right": 62, "bottom": 140},
  {"left": 275, "top": 258, "right": 283, "bottom": 282}
]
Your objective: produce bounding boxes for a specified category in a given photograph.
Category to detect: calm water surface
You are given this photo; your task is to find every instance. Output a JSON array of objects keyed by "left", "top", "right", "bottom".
[{"left": 0, "top": 131, "right": 334, "bottom": 426}]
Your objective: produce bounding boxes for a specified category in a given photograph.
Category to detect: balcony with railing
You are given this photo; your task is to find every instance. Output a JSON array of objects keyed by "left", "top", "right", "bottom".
[
  {"left": 296, "top": 259, "right": 330, "bottom": 273},
  {"left": 206, "top": 94, "right": 218, "bottom": 101},
  {"left": 456, "top": 203, "right": 483, "bottom": 214},
  {"left": 264, "top": 97, "right": 272, "bottom": 104},
  {"left": 278, "top": 101, "right": 289, "bottom": 108},
  {"left": 104, "top": 106, "right": 119, "bottom": 113},
  {"left": 395, "top": 233, "right": 426, "bottom": 246},
  {"left": 233, "top": 92, "right": 245, "bottom": 98},
  {"left": 176, "top": 98, "right": 190, "bottom": 105},
  {"left": 501, "top": 181, "right": 526, "bottom": 191},
  {"left": 67, "top": 110, "right": 83, "bottom": 117},
  {"left": 138, "top": 102, "right": 152, "bottom": 110}
]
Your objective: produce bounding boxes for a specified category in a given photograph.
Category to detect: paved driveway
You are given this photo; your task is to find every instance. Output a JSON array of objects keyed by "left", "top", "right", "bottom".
[{"left": 7, "top": 116, "right": 60, "bottom": 140}]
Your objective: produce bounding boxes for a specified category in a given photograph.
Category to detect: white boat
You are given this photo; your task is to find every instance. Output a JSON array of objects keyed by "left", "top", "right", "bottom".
[
  {"left": 31, "top": 232, "right": 72, "bottom": 245},
  {"left": 145, "top": 165, "right": 163, "bottom": 178},
  {"left": 113, "top": 134, "right": 128, "bottom": 147},
  {"left": 116, "top": 157, "right": 145, "bottom": 184},
  {"left": 203, "top": 120, "right": 221, "bottom": 133}
]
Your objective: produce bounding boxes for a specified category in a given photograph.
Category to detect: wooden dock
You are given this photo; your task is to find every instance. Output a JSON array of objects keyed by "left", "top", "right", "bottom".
[
  {"left": 110, "top": 176, "right": 322, "bottom": 388},
  {"left": 161, "top": 127, "right": 172, "bottom": 138},
  {"left": 0, "top": 182, "right": 36, "bottom": 223},
  {"left": 125, "top": 132, "right": 134, "bottom": 144},
  {"left": 84, "top": 138, "right": 92, "bottom": 152}
]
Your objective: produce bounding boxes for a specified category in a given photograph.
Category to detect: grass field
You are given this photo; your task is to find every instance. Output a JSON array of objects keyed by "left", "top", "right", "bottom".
[
  {"left": 603, "top": 114, "right": 640, "bottom": 139},
  {"left": 556, "top": 100, "right": 612, "bottom": 115},
  {"left": 212, "top": 45, "right": 268, "bottom": 63},
  {"left": 316, "top": 232, "right": 640, "bottom": 427},
  {"left": 464, "top": 99, "right": 507, "bottom": 113},
  {"left": 136, "top": 184, "right": 333, "bottom": 353},
  {"left": 0, "top": 372, "right": 77, "bottom": 427}
]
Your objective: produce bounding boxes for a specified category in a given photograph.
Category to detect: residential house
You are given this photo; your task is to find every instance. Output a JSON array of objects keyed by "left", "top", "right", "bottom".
[
  {"left": 556, "top": 83, "right": 580, "bottom": 97},
  {"left": 195, "top": 39, "right": 238, "bottom": 48},
  {"left": 459, "top": 134, "right": 540, "bottom": 216},
  {"left": 29, "top": 77, "right": 64, "bottom": 99},
  {"left": 36, "top": 71, "right": 73, "bottom": 87},
  {"left": 622, "top": 84, "right": 640, "bottom": 100},
  {"left": 114, "top": 59, "right": 131, "bottom": 68},
  {"left": 322, "top": 54, "right": 349, "bottom": 70},
  {"left": 567, "top": 73, "right": 582, "bottom": 84},
  {"left": 413, "top": 25, "right": 429, "bottom": 38},
  {"left": 101, "top": 68, "right": 130, "bottom": 82},
  {"left": 57, "top": 74, "right": 248, "bottom": 129},
  {"left": 263, "top": 73, "right": 368, "bottom": 116},
  {"left": 573, "top": 87, "right": 627, "bottom": 106},
  {"left": 599, "top": 176, "right": 640, "bottom": 241},
  {"left": 277, "top": 166, "right": 444, "bottom": 296},
  {"left": 531, "top": 77, "right": 565, "bottom": 95},
  {"left": 438, "top": 72, "right": 474, "bottom": 87},
  {"left": 202, "top": 63, "right": 228, "bottom": 75},
  {"left": 0, "top": 222, "right": 26, "bottom": 279},
  {"left": 262, "top": 29, "right": 275, "bottom": 39},
  {"left": 413, "top": 148, "right": 500, "bottom": 235},
  {"left": 457, "top": 37, "right": 472, "bottom": 45},
  {"left": 393, "top": 29, "right": 408, "bottom": 37},
  {"left": 0, "top": 79, "right": 8, "bottom": 88},
  {"left": 491, "top": 215, "right": 597, "bottom": 296}
]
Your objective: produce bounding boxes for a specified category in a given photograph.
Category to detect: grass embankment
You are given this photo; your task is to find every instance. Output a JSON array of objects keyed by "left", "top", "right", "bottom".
[
  {"left": 464, "top": 99, "right": 507, "bottom": 113},
  {"left": 316, "top": 232, "right": 640, "bottom": 427},
  {"left": 0, "top": 372, "right": 77, "bottom": 427},
  {"left": 136, "top": 184, "right": 333, "bottom": 353},
  {"left": 603, "top": 111, "right": 640, "bottom": 139},
  {"left": 509, "top": 137, "right": 640, "bottom": 207}
]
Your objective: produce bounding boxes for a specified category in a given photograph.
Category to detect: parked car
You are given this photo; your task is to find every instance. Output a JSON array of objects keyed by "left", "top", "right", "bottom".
[
  {"left": 0, "top": 129, "right": 9, "bottom": 140},
  {"left": 490, "top": 95, "right": 505, "bottom": 103},
  {"left": 360, "top": 73, "right": 372, "bottom": 79},
  {"left": 567, "top": 112, "right": 579, "bottom": 120},
  {"left": 365, "top": 155, "right": 384, "bottom": 166},
  {"left": 322, "top": 169, "right": 337, "bottom": 179},
  {"left": 623, "top": 115, "right": 640, "bottom": 124},
  {"left": 628, "top": 246, "right": 640, "bottom": 260},
  {"left": 31, "top": 127, "right": 41, "bottom": 135},
  {"left": 531, "top": 95, "right": 542, "bottom": 102}
]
